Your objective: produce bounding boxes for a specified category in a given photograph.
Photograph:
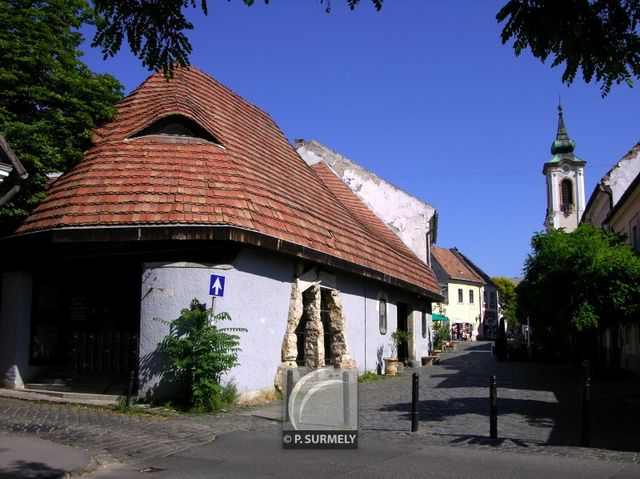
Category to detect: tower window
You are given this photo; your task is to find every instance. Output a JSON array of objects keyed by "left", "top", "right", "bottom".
[{"left": 561, "top": 179, "right": 574, "bottom": 206}]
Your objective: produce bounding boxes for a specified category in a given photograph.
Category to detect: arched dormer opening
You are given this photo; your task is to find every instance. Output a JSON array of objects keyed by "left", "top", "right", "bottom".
[{"left": 130, "top": 114, "right": 220, "bottom": 144}]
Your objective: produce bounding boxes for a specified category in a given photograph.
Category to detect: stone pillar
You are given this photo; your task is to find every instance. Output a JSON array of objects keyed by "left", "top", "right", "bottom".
[
  {"left": 281, "top": 281, "right": 303, "bottom": 366},
  {"left": 325, "top": 290, "right": 356, "bottom": 369},
  {"left": 275, "top": 281, "right": 304, "bottom": 391},
  {"left": 303, "top": 285, "right": 324, "bottom": 368}
]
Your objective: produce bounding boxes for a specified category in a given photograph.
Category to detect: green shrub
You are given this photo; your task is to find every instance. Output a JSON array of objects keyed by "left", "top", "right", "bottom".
[
  {"left": 432, "top": 323, "right": 450, "bottom": 350},
  {"left": 156, "top": 298, "right": 246, "bottom": 412}
]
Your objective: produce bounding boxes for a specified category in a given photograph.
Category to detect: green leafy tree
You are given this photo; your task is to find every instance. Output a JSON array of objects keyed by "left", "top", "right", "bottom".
[
  {"left": 92, "top": 1, "right": 639, "bottom": 96},
  {"left": 517, "top": 224, "right": 640, "bottom": 355},
  {"left": 497, "top": 0, "right": 640, "bottom": 96},
  {"left": 492, "top": 276, "right": 518, "bottom": 329},
  {"left": 0, "top": 0, "right": 123, "bottom": 233},
  {"left": 156, "top": 298, "right": 247, "bottom": 412}
]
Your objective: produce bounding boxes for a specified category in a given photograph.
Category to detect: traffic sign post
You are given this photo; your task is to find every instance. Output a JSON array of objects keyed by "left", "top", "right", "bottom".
[
  {"left": 209, "top": 274, "right": 226, "bottom": 320},
  {"left": 209, "top": 274, "right": 225, "bottom": 297}
]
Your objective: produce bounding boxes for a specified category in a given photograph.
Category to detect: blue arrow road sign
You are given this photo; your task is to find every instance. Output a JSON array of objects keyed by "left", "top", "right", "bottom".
[{"left": 209, "top": 274, "right": 225, "bottom": 297}]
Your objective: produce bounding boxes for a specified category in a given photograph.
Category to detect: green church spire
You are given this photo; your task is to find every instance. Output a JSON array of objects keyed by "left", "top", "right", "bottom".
[{"left": 550, "top": 103, "right": 576, "bottom": 156}]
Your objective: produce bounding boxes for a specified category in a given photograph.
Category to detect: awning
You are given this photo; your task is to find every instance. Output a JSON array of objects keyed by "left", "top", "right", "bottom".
[{"left": 432, "top": 314, "right": 449, "bottom": 321}]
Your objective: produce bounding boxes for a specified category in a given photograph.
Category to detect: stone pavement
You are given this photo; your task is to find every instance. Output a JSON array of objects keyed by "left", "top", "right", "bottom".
[
  {"left": 358, "top": 341, "right": 640, "bottom": 462},
  {"left": 0, "top": 340, "right": 638, "bottom": 477}
]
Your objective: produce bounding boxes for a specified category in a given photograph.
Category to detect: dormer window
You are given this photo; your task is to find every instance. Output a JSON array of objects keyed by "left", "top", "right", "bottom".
[{"left": 130, "top": 114, "right": 220, "bottom": 144}]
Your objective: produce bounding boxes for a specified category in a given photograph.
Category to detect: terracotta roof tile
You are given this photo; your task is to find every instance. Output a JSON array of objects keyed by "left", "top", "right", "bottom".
[
  {"left": 18, "top": 67, "right": 440, "bottom": 298},
  {"left": 431, "top": 247, "right": 484, "bottom": 284}
]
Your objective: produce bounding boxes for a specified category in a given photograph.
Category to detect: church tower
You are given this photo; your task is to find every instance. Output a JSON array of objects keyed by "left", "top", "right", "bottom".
[{"left": 543, "top": 104, "right": 586, "bottom": 232}]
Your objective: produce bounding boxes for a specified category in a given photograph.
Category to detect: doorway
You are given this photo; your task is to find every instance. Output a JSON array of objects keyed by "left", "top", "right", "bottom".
[{"left": 397, "top": 302, "right": 409, "bottom": 363}]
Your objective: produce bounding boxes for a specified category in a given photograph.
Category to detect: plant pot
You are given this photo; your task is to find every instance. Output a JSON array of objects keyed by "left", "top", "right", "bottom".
[{"left": 384, "top": 357, "right": 399, "bottom": 376}]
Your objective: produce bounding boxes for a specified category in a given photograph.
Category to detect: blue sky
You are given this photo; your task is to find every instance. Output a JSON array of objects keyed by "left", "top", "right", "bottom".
[{"left": 80, "top": 1, "right": 639, "bottom": 279}]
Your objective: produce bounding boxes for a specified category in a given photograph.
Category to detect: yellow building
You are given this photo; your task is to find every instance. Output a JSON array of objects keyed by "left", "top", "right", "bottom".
[{"left": 431, "top": 247, "right": 484, "bottom": 341}]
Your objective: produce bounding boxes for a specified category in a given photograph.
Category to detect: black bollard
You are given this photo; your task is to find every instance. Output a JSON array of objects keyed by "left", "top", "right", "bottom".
[
  {"left": 285, "top": 369, "right": 294, "bottom": 423},
  {"left": 581, "top": 361, "right": 590, "bottom": 447},
  {"left": 411, "top": 372, "right": 419, "bottom": 432},
  {"left": 343, "top": 371, "right": 351, "bottom": 426},
  {"left": 489, "top": 375, "right": 498, "bottom": 439}
]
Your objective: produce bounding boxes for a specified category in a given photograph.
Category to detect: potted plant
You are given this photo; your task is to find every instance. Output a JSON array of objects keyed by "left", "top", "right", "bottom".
[
  {"left": 384, "top": 330, "right": 412, "bottom": 376},
  {"left": 432, "top": 322, "right": 449, "bottom": 354}
]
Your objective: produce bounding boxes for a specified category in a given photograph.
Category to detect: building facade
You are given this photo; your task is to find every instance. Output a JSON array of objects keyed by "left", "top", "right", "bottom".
[
  {"left": 0, "top": 67, "right": 442, "bottom": 400},
  {"left": 430, "top": 247, "right": 485, "bottom": 341},
  {"left": 582, "top": 143, "right": 640, "bottom": 376}
]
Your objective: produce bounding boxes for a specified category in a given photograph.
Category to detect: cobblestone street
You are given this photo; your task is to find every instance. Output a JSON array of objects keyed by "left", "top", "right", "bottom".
[
  {"left": 0, "top": 340, "right": 638, "bottom": 474},
  {"left": 358, "top": 341, "right": 640, "bottom": 462}
]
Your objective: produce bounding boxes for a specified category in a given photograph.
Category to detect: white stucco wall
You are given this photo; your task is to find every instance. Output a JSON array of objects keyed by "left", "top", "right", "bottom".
[
  {"left": 545, "top": 166, "right": 586, "bottom": 232},
  {"left": 138, "top": 248, "right": 294, "bottom": 399},
  {"left": 608, "top": 145, "right": 640, "bottom": 205},
  {"left": 0, "top": 271, "right": 32, "bottom": 384},
  {"left": 334, "top": 274, "right": 432, "bottom": 373},
  {"left": 298, "top": 141, "right": 436, "bottom": 263}
]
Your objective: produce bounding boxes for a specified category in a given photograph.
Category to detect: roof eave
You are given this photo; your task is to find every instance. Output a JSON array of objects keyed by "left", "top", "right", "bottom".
[{"left": 9, "top": 224, "right": 444, "bottom": 302}]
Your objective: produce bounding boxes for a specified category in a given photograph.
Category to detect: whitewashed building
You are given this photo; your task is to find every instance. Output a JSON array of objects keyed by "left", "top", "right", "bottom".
[{"left": 0, "top": 68, "right": 442, "bottom": 400}]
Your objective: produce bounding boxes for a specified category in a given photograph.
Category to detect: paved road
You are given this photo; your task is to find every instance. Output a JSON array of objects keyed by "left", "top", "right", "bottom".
[
  {"left": 359, "top": 341, "right": 640, "bottom": 461},
  {"left": 88, "top": 430, "right": 640, "bottom": 479},
  {"left": 0, "top": 341, "right": 638, "bottom": 477}
]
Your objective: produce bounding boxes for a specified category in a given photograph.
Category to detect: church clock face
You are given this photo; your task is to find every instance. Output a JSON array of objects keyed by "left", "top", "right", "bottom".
[{"left": 561, "top": 164, "right": 571, "bottom": 173}]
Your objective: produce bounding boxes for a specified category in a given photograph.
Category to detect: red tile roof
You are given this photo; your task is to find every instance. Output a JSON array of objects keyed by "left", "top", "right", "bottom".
[
  {"left": 431, "top": 247, "right": 484, "bottom": 284},
  {"left": 17, "top": 67, "right": 440, "bottom": 298}
]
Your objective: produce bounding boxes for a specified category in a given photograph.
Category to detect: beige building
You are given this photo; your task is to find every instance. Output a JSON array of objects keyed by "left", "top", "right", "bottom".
[
  {"left": 430, "top": 247, "right": 484, "bottom": 341},
  {"left": 582, "top": 142, "right": 640, "bottom": 376}
]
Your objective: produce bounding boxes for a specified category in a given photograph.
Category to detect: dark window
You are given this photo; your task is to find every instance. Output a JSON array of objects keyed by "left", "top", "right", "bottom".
[
  {"left": 484, "top": 290, "right": 488, "bottom": 304},
  {"left": 561, "top": 179, "right": 574, "bottom": 206},
  {"left": 131, "top": 114, "right": 220, "bottom": 143},
  {"left": 490, "top": 292, "right": 496, "bottom": 308},
  {"left": 422, "top": 311, "right": 427, "bottom": 338},
  {"left": 458, "top": 289, "right": 463, "bottom": 303},
  {"left": 379, "top": 298, "right": 387, "bottom": 335},
  {"left": 469, "top": 290, "right": 474, "bottom": 304}
]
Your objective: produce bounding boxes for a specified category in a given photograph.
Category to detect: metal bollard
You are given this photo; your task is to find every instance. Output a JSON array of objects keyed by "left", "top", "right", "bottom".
[
  {"left": 411, "top": 372, "right": 419, "bottom": 432},
  {"left": 343, "top": 371, "right": 351, "bottom": 426},
  {"left": 581, "top": 360, "right": 590, "bottom": 447},
  {"left": 285, "top": 369, "right": 294, "bottom": 423},
  {"left": 490, "top": 375, "right": 498, "bottom": 439}
]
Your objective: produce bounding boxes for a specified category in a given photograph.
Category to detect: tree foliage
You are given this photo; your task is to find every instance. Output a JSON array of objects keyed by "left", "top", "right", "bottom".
[
  {"left": 0, "top": 0, "right": 123, "bottom": 232},
  {"left": 156, "top": 298, "right": 246, "bottom": 412},
  {"left": 517, "top": 225, "right": 640, "bottom": 349},
  {"left": 91, "top": 0, "right": 639, "bottom": 96},
  {"left": 91, "top": 0, "right": 383, "bottom": 77},
  {"left": 492, "top": 276, "right": 518, "bottom": 329},
  {"left": 497, "top": 0, "right": 640, "bottom": 96}
]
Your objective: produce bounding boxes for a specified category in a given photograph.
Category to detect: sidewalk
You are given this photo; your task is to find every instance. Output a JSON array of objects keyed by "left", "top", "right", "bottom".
[
  {"left": 0, "top": 433, "right": 92, "bottom": 478},
  {"left": 0, "top": 341, "right": 638, "bottom": 477}
]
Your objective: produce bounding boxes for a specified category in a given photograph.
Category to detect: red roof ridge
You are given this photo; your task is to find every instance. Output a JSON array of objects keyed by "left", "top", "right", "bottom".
[{"left": 17, "top": 66, "right": 442, "bottom": 299}]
